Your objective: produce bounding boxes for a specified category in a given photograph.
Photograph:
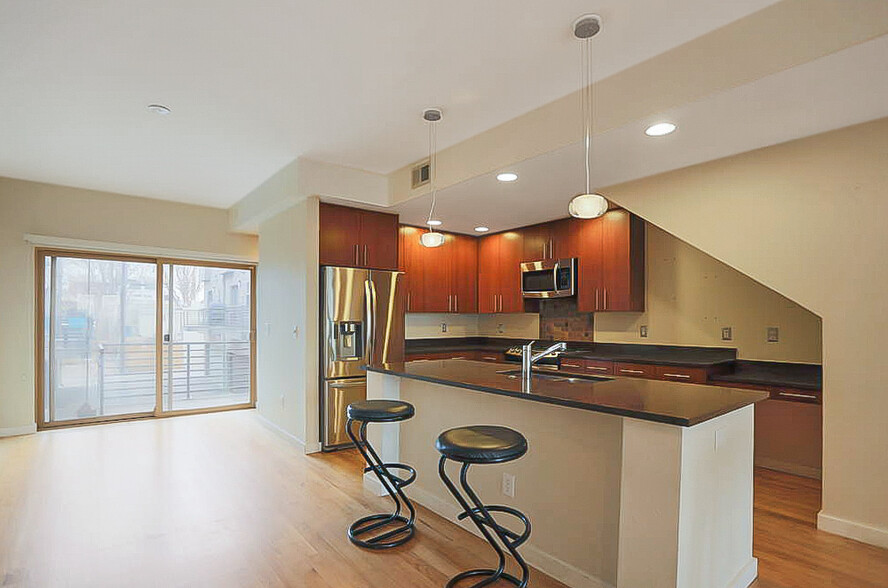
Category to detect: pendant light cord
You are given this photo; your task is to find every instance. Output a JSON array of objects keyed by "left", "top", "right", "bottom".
[
  {"left": 582, "top": 37, "right": 593, "bottom": 195},
  {"left": 427, "top": 119, "right": 438, "bottom": 230}
]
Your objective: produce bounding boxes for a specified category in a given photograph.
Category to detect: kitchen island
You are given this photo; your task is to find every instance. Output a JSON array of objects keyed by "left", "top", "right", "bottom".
[{"left": 364, "top": 359, "right": 767, "bottom": 588}]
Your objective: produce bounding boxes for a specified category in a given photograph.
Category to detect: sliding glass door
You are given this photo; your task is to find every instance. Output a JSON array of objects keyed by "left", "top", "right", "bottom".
[
  {"left": 37, "top": 251, "right": 255, "bottom": 428},
  {"left": 161, "top": 263, "right": 253, "bottom": 412}
]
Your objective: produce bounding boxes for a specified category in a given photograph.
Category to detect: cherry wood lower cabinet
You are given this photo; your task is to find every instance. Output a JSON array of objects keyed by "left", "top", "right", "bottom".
[
  {"left": 320, "top": 203, "right": 399, "bottom": 270},
  {"left": 399, "top": 226, "right": 478, "bottom": 313}
]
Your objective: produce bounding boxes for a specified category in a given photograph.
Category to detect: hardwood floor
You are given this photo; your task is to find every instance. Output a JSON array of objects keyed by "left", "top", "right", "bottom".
[{"left": 1, "top": 410, "right": 886, "bottom": 587}]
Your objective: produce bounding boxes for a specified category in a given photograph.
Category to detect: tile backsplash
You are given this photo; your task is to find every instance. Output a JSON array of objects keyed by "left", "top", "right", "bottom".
[{"left": 539, "top": 298, "right": 595, "bottom": 342}]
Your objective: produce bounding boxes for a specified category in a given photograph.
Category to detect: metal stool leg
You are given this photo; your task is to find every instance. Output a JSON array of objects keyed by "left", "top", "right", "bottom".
[
  {"left": 347, "top": 417, "right": 416, "bottom": 549},
  {"left": 438, "top": 456, "right": 531, "bottom": 588}
]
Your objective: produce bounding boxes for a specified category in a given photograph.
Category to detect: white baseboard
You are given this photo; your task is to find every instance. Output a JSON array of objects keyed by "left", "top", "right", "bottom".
[
  {"left": 818, "top": 511, "right": 888, "bottom": 549},
  {"left": 756, "top": 457, "right": 821, "bottom": 480},
  {"left": 253, "top": 412, "right": 321, "bottom": 455},
  {"left": 363, "top": 472, "right": 386, "bottom": 496},
  {"left": 727, "top": 557, "right": 758, "bottom": 588},
  {"left": 408, "top": 484, "right": 613, "bottom": 588},
  {"left": 0, "top": 423, "right": 37, "bottom": 438}
]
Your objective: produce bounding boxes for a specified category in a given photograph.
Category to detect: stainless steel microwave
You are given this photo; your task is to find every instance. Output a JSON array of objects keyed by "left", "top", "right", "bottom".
[{"left": 520, "top": 258, "right": 577, "bottom": 298}]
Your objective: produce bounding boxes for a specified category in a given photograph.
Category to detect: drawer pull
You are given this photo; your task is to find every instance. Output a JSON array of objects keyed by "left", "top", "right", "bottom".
[
  {"left": 586, "top": 366, "right": 608, "bottom": 371},
  {"left": 620, "top": 369, "right": 645, "bottom": 374},
  {"left": 482, "top": 356, "right": 498, "bottom": 361},
  {"left": 662, "top": 373, "right": 691, "bottom": 379},
  {"left": 562, "top": 363, "right": 582, "bottom": 369},
  {"left": 776, "top": 391, "right": 818, "bottom": 400}
]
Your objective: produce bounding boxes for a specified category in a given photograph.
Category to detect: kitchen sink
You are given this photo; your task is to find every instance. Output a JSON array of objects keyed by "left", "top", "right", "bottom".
[{"left": 496, "top": 369, "right": 611, "bottom": 383}]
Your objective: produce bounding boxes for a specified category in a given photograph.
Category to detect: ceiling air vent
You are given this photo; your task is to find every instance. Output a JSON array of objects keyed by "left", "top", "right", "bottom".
[{"left": 411, "top": 160, "right": 431, "bottom": 189}]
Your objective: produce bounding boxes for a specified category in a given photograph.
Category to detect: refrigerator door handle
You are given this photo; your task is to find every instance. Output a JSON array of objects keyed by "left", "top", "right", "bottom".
[{"left": 364, "top": 279, "right": 374, "bottom": 366}]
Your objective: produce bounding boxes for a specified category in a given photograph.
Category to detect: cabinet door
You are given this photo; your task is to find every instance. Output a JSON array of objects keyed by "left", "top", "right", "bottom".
[
  {"left": 549, "top": 218, "right": 575, "bottom": 260},
  {"left": 521, "top": 224, "right": 549, "bottom": 262},
  {"left": 498, "top": 231, "right": 525, "bottom": 313},
  {"left": 319, "top": 203, "right": 361, "bottom": 267},
  {"left": 477, "top": 235, "right": 499, "bottom": 313},
  {"left": 360, "top": 210, "right": 399, "bottom": 270},
  {"left": 602, "top": 210, "right": 645, "bottom": 311},
  {"left": 574, "top": 216, "right": 604, "bottom": 312},
  {"left": 451, "top": 234, "right": 478, "bottom": 313},
  {"left": 399, "top": 226, "right": 425, "bottom": 313},
  {"left": 421, "top": 234, "right": 452, "bottom": 312}
]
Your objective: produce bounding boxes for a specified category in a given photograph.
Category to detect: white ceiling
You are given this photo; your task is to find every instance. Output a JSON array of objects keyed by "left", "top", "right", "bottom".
[
  {"left": 393, "top": 34, "right": 888, "bottom": 234},
  {"left": 0, "top": 0, "right": 779, "bottom": 207}
]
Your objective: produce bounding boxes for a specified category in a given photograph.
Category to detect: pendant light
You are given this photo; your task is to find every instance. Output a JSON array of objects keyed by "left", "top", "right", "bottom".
[
  {"left": 420, "top": 108, "right": 446, "bottom": 248},
  {"left": 568, "top": 15, "right": 608, "bottom": 220}
]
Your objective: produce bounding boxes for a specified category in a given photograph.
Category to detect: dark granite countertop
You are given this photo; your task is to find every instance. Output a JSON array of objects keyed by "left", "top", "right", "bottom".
[
  {"left": 365, "top": 359, "right": 767, "bottom": 427},
  {"left": 559, "top": 342, "right": 736, "bottom": 367},
  {"left": 709, "top": 360, "right": 822, "bottom": 390}
]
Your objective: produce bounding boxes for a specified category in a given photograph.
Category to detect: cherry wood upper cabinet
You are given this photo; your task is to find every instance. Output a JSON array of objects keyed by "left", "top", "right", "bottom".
[
  {"left": 478, "top": 231, "right": 524, "bottom": 313},
  {"left": 520, "top": 219, "right": 575, "bottom": 262},
  {"left": 319, "top": 203, "right": 399, "bottom": 270},
  {"left": 450, "top": 234, "right": 478, "bottom": 313},
  {"left": 575, "top": 209, "right": 645, "bottom": 312},
  {"left": 398, "top": 226, "right": 478, "bottom": 313}
]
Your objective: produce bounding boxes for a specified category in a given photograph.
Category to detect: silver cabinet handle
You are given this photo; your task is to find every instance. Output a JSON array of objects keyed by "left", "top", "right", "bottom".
[
  {"left": 499, "top": 294, "right": 503, "bottom": 313},
  {"left": 549, "top": 239, "right": 554, "bottom": 259},
  {"left": 363, "top": 245, "right": 368, "bottom": 266},
  {"left": 595, "top": 288, "right": 600, "bottom": 310},
  {"left": 482, "top": 356, "right": 497, "bottom": 361},
  {"left": 407, "top": 292, "right": 411, "bottom": 312},
  {"left": 586, "top": 366, "right": 608, "bottom": 372},
  {"left": 454, "top": 294, "right": 458, "bottom": 313},
  {"left": 562, "top": 363, "right": 582, "bottom": 369},
  {"left": 620, "top": 369, "right": 645, "bottom": 374},
  {"left": 603, "top": 288, "right": 608, "bottom": 310},
  {"left": 662, "top": 373, "right": 691, "bottom": 379},
  {"left": 776, "top": 391, "right": 818, "bottom": 400},
  {"left": 447, "top": 294, "right": 451, "bottom": 312},
  {"left": 354, "top": 244, "right": 359, "bottom": 266}
]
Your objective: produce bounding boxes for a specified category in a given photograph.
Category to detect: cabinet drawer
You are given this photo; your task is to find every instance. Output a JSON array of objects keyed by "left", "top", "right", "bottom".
[
  {"left": 559, "top": 359, "right": 586, "bottom": 373},
  {"left": 770, "top": 387, "right": 821, "bottom": 405},
  {"left": 614, "top": 362, "right": 656, "bottom": 378},
  {"left": 655, "top": 365, "right": 707, "bottom": 384},
  {"left": 583, "top": 359, "right": 614, "bottom": 375}
]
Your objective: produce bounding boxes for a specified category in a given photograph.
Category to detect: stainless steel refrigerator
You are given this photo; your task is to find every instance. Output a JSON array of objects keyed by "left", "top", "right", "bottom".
[{"left": 320, "top": 266, "right": 405, "bottom": 450}]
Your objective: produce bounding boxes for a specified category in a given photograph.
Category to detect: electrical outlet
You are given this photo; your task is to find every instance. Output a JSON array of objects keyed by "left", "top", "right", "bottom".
[
  {"left": 639, "top": 325, "right": 648, "bottom": 338},
  {"left": 441, "top": 322, "right": 448, "bottom": 333},
  {"left": 767, "top": 327, "right": 779, "bottom": 343},
  {"left": 721, "top": 327, "right": 733, "bottom": 341},
  {"left": 280, "top": 394, "right": 285, "bottom": 409},
  {"left": 501, "top": 473, "right": 516, "bottom": 498},
  {"left": 497, "top": 323, "right": 505, "bottom": 334}
]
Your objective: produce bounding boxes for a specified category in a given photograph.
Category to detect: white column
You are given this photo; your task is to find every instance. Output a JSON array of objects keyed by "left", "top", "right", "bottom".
[
  {"left": 363, "top": 371, "right": 402, "bottom": 496},
  {"left": 618, "top": 405, "right": 757, "bottom": 588}
]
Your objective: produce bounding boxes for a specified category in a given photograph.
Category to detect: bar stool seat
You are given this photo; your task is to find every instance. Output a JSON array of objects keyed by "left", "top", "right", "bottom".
[
  {"left": 347, "top": 399, "right": 415, "bottom": 422},
  {"left": 436, "top": 425, "right": 528, "bottom": 464}
]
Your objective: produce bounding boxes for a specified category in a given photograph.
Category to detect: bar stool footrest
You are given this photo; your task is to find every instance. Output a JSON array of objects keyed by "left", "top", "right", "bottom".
[
  {"left": 445, "top": 568, "right": 524, "bottom": 587},
  {"left": 348, "top": 513, "right": 415, "bottom": 549},
  {"left": 363, "top": 462, "right": 416, "bottom": 489},
  {"left": 456, "top": 505, "right": 531, "bottom": 548}
]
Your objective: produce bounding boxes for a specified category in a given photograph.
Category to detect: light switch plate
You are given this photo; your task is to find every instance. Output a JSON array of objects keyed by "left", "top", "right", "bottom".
[
  {"left": 639, "top": 325, "right": 648, "bottom": 338},
  {"left": 441, "top": 322, "right": 447, "bottom": 333},
  {"left": 767, "top": 327, "right": 779, "bottom": 343},
  {"left": 721, "top": 327, "right": 733, "bottom": 341},
  {"left": 502, "top": 473, "right": 516, "bottom": 498}
]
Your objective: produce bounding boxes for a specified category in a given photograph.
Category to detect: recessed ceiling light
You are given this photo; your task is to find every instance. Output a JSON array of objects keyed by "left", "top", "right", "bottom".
[
  {"left": 426, "top": 219, "right": 442, "bottom": 226},
  {"left": 147, "top": 104, "right": 171, "bottom": 115},
  {"left": 474, "top": 226, "right": 490, "bottom": 232},
  {"left": 645, "top": 122, "right": 676, "bottom": 136},
  {"left": 496, "top": 172, "right": 518, "bottom": 182}
]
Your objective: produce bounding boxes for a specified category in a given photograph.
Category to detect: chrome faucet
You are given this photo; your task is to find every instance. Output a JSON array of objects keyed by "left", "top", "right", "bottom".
[{"left": 521, "top": 340, "right": 567, "bottom": 391}]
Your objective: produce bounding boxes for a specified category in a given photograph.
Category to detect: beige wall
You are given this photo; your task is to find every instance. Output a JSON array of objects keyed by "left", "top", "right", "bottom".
[
  {"left": 595, "top": 225, "right": 822, "bottom": 363},
  {"left": 602, "top": 118, "right": 888, "bottom": 544},
  {"left": 0, "top": 177, "right": 257, "bottom": 433},
  {"left": 405, "top": 312, "right": 539, "bottom": 340},
  {"left": 255, "top": 198, "right": 319, "bottom": 447}
]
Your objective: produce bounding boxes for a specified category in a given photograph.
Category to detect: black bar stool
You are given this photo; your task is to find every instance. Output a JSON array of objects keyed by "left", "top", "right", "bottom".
[
  {"left": 346, "top": 399, "right": 417, "bottom": 549},
  {"left": 436, "top": 425, "right": 531, "bottom": 588}
]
